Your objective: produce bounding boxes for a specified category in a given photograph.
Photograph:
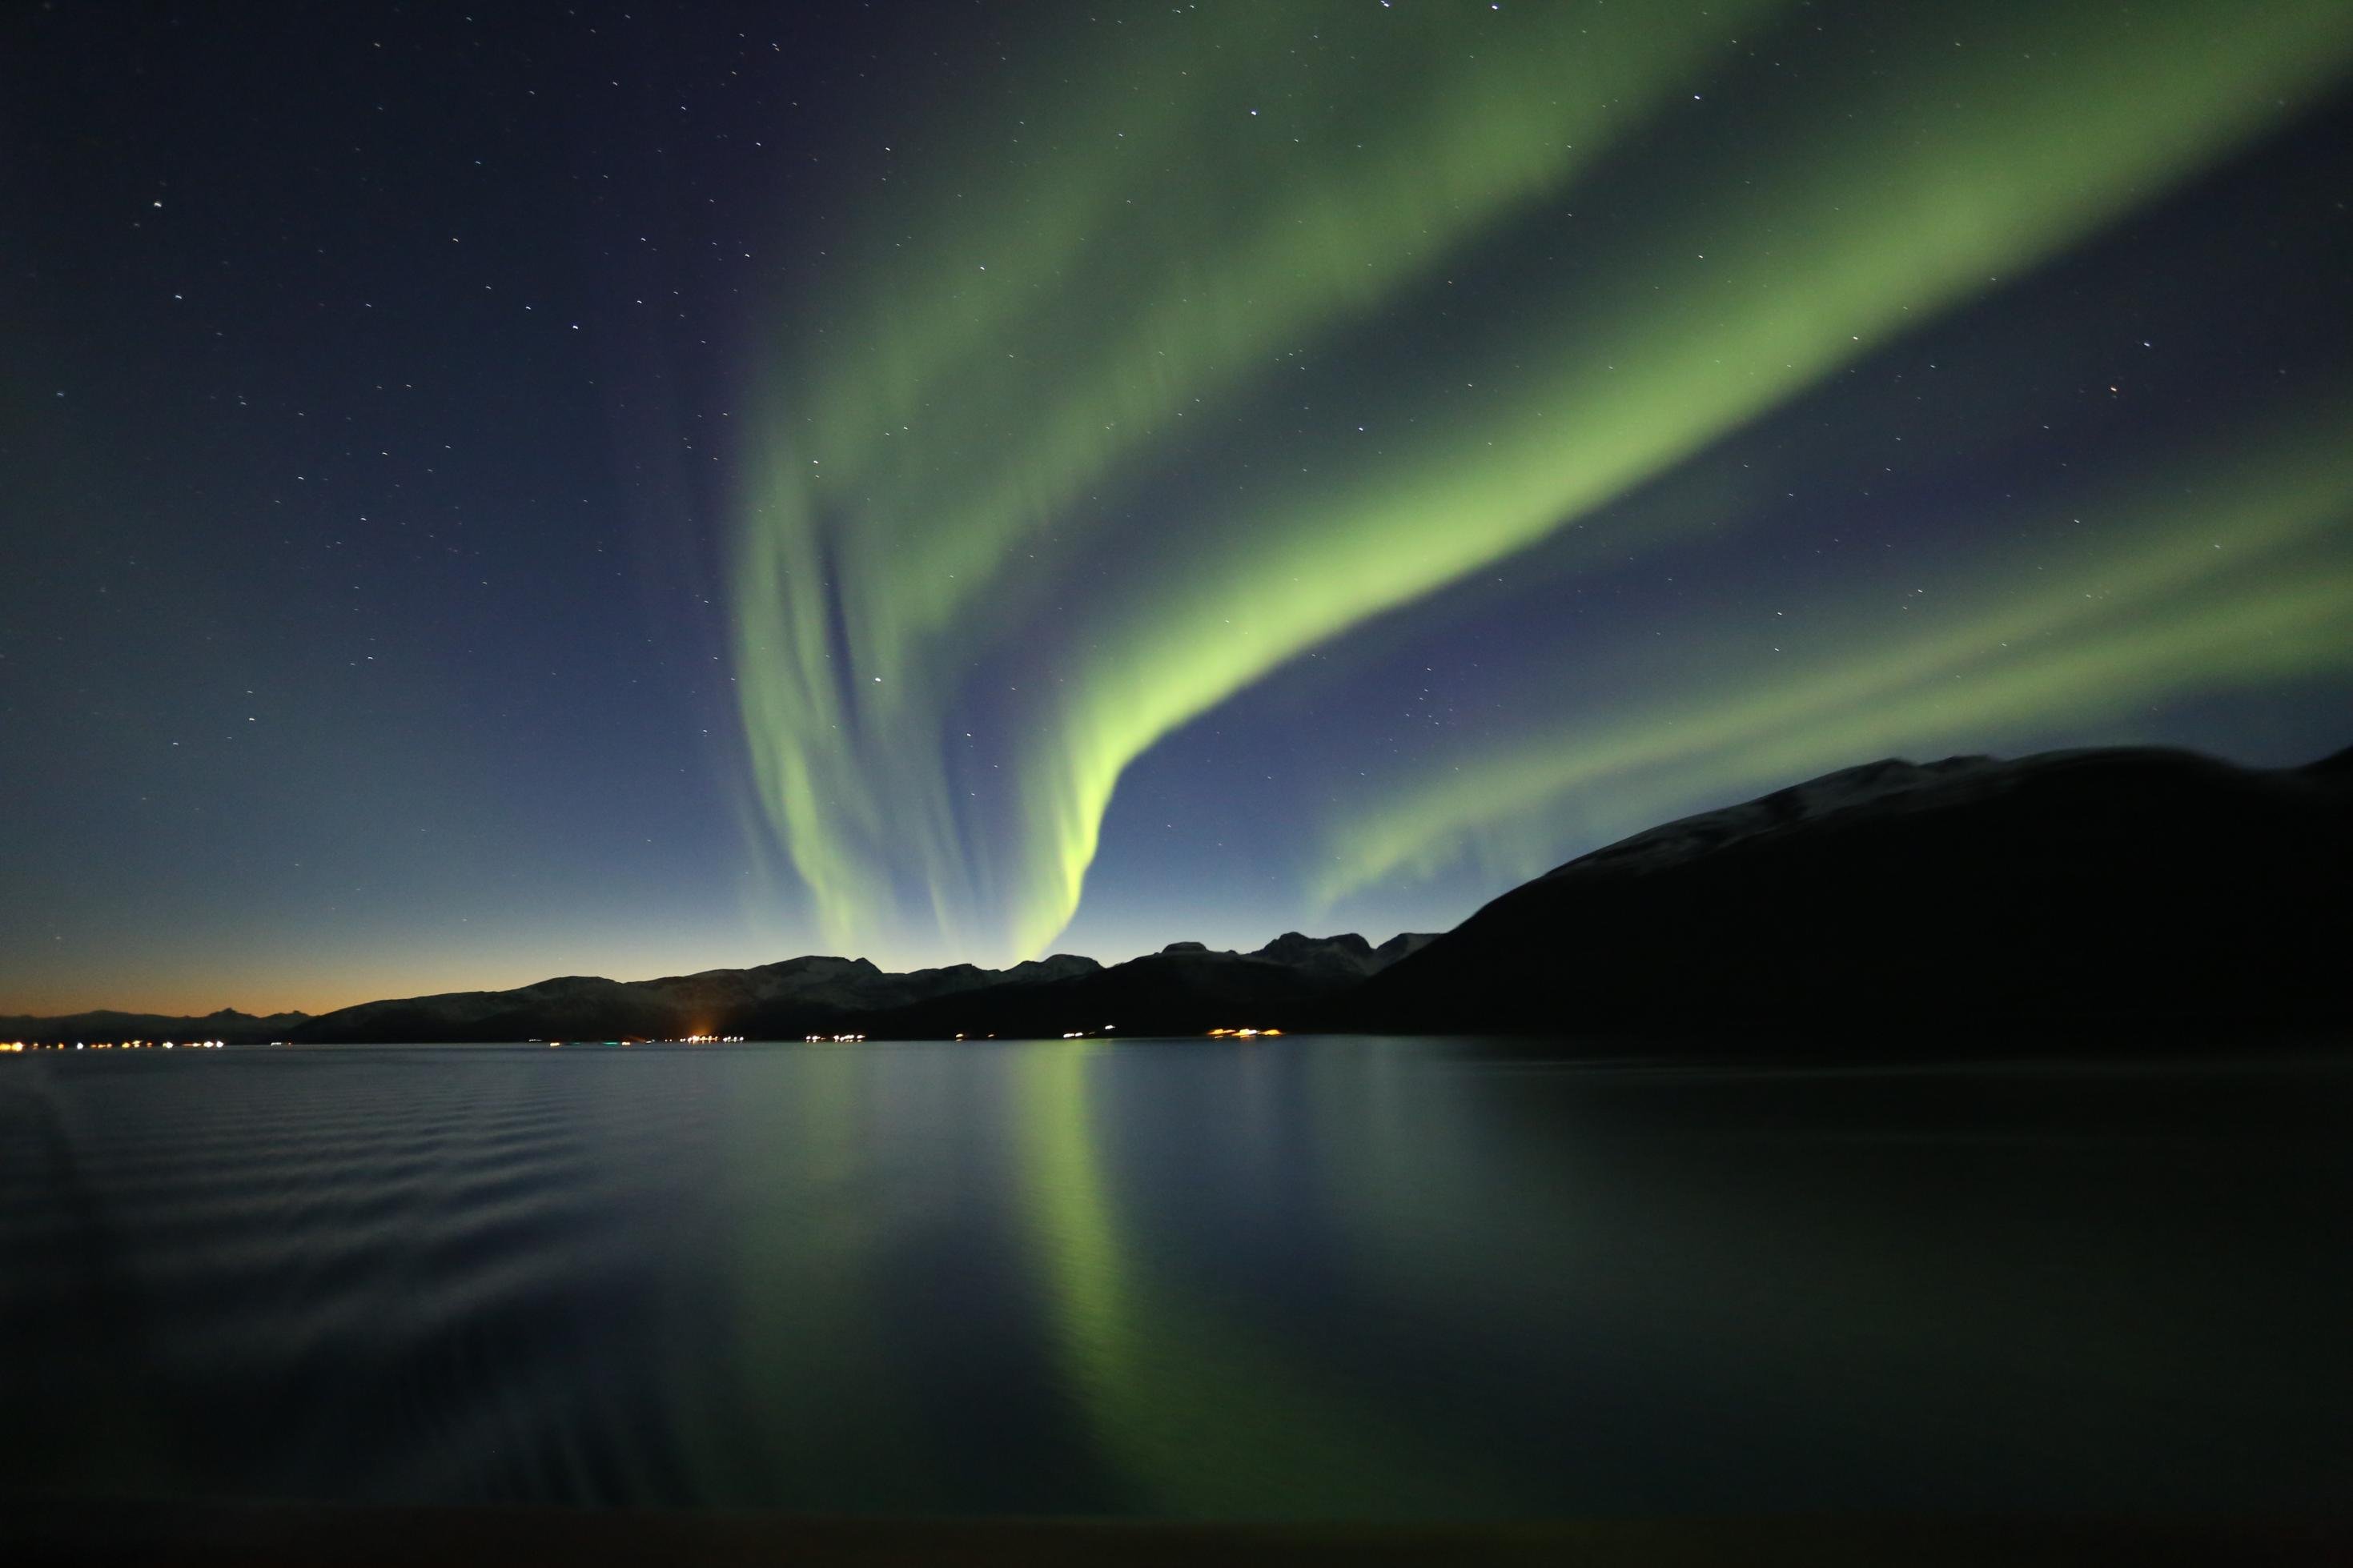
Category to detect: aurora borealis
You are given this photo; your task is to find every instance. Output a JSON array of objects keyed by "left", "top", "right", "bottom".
[
  {"left": 6, "top": 2, "right": 2352, "bottom": 1011},
  {"left": 731, "top": 0, "right": 2353, "bottom": 966}
]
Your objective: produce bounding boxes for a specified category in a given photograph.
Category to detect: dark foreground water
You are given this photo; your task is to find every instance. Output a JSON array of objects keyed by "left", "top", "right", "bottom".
[{"left": 2, "top": 1038, "right": 2347, "bottom": 1518}]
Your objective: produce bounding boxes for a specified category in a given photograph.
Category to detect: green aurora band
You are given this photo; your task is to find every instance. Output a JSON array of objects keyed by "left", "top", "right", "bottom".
[
  {"left": 1311, "top": 407, "right": 2353, "bottom": 906},
  {"left": 733, "top": 1, "right": 2353, "bottom": 960}
]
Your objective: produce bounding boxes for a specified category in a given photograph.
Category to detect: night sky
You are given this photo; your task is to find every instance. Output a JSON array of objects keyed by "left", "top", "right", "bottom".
[{"left": 6, "top": 2, "right": 2351, "bottom": 1017}]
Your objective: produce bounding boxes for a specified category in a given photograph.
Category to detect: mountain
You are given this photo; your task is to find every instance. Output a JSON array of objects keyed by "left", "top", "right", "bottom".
[
  {"left": 1346, "top": 744, "right": 2353, "bottom": 1033},
  {"left": 288, "top": 952, "right": 1101, "bottom": 1044},
  {"left": 267, "top": 934, "right": 1432, "bottom": 1043},
  {"left": 0, "top": 1007, "right": 311, "bottom": 1045},
  {"left": 860, "top": 932, "right": 1437, "bottom": 1040},
  {"left": 13, "top": 743, "right": 2342, "bottom": 1046}
]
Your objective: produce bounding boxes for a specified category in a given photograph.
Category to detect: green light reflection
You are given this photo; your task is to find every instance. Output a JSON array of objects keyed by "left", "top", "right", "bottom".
[{"left": 1010, "top": 1040, "right": 1498, "bottom": 1516}]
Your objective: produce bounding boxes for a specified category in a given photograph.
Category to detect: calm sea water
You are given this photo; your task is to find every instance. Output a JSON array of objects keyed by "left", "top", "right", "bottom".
[{"left": 2, "top": 1038, "right": 2347, "bottom": 1518}]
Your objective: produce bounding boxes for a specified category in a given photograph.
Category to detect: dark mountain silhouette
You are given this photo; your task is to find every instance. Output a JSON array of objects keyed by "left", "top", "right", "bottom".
[
  {"left": 0, "top": 1007, "right": 310, "bottom": 1045},
  {"left": 290, "top": 952, "right": 1104, "bottom": 1044},
  {"left": 861, "top": 932, "right": 1436, "bottom": 1040},
  {"left": 267, "top": 932, "right": 1434, "bottom": 1044},
  {"left": 10, "top": 744, "right": 2342, "bottom": 1045},
  {"left": 1344, "top": 744, "right": 2353, "bottom": 1033}
]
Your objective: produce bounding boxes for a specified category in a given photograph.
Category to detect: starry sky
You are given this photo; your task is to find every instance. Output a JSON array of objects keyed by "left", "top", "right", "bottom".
[{"left": 5, "top": 1, "right": 2351, "bottom": 1016}]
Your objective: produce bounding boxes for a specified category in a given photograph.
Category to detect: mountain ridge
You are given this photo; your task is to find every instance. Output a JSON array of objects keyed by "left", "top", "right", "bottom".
[
  {"left": 0, "top": 1008, "right": 313, "bottom": 1045},
  {"left": 9, "top": 743, "right": 2346, "bottom": 1045},
  {"left": 0, "top": 932, "right": 1429, "bottom": 1045},
  {"left": 1347, "top": 742, "right": 2352, "bottom": 1033}
]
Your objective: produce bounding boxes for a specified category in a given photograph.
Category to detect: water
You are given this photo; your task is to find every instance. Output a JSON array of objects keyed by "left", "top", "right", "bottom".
[{"left": 2, "top": 1038, "right": 2347, "bottom": 1518}]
